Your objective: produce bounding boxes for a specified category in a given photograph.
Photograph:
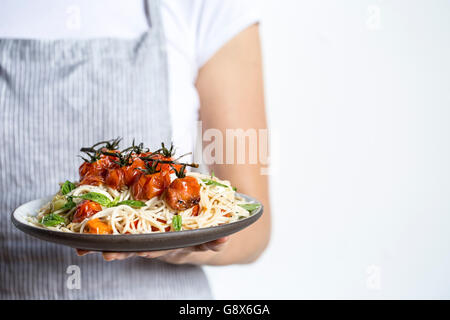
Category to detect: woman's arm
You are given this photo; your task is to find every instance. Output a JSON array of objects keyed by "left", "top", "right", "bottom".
[
  {"left": 93, "top": 24, "right": 271, "bottom": 265},
  {"left": 192, "top": 24, "right": 271, "bottom": 265}
]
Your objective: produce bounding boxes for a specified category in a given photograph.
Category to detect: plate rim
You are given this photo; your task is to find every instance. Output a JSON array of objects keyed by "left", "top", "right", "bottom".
[{"left": 11, "top": 192, "right": 263, "bottom": 241}]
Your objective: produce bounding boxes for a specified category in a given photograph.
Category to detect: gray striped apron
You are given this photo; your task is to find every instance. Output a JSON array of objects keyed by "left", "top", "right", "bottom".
[{"left": 0, "top": 0, "right": 211, "bottom": 299}]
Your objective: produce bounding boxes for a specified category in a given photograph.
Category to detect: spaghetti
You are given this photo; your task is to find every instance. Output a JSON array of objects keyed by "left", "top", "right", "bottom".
[{"left": 32, "top": 139, "right": 259, "bottom": 234}]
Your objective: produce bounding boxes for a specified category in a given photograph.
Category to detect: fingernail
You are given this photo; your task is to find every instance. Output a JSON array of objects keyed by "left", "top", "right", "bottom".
[{"left": 102, "top": 254, "right": 114, "bottom": 261}]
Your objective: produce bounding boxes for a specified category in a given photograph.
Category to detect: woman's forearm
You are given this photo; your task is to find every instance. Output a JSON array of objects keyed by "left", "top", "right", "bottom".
[{"left": 185, "top": 24, "right": 271, "bottom": 266}]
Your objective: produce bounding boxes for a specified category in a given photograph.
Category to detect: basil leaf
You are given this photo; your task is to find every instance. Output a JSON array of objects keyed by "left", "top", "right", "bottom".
[
  {"left": 74, "top": 192, "right": 111, "bottom": 206},
  {"left": 61, "top": 197, "right": 76, "bottom": 211},
  {"left": 41, "top": 213, "right": 65, "bottom": 227},
  {"left": 238, "top": 203, "right": 261, "bottom": 212},
  {"left": 172, "top": 215, "right": 182, "bottom": 231},
  {"left": 116, "top": 200, "right": 146, "bottom": 208},
  {"left": 61, "top": 181, "right": 76, "bottom": 195},
  {"left": 107, "top": 197, "right": 120, "bottom": 208},
  {"left": 202, "top": 179, "right": 234, "bottom": 190}
]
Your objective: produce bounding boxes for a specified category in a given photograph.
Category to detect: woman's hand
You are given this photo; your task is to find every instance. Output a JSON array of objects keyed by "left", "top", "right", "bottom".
[{"left": 76, "top": 237, "right": 229, "bottom": 265}]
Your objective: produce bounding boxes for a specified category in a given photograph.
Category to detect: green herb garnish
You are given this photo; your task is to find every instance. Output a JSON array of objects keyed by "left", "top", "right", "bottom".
[
  {"left": 74, "top": 193, "right": 146, "bottom": 209},
  {"left": 41, "top": 213, "right": 66, "bottom": 227},
  {"left": 74, "top": 192, "right": 111, "bottom": 206},
  {"left": 61, "top": 181, "right": 76, "bottom": 195},
  {"left": 172, "top": 215, "right": 182, "bottom": 231},
  {"left": 116, "top": 200, "right": 146, "bottom": 208},
  {"left": 61, "top": 197, "right": 76, "bottom": 211},
  {"left": 202, "top": 178, "right": 235, "bottom": 190},
  {"left": 108, "top": 196, "right": 120, "bottom": 207},
  {"left": 238, "top": 203, "right": 261, "bottom": 212}
]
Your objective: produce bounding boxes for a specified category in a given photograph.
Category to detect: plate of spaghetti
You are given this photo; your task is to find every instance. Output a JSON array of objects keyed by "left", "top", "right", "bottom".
[{"left": 11, "top": 138, "right": 263, "bottom": 252}]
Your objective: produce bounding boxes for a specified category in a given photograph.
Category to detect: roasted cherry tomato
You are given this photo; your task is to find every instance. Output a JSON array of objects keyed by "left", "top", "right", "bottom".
[
  {"left": 104, "top": 167, "right": 126, "bottom": 190},
  {"left": 98, "top": 150, "right": 120, "bottom": 169},
  {"left": 79, "top": 149, "right": 121, "bottom": 186},
  {"left": 79, "top": 161, "right": 105, "bottom": 186},
  {"left": 103, "top": 154, "right": 148, "bottom": 189},
  {"left": 131, "top": 171, "right": 171, "bottom": 201},
  {"left": 86, "top": 218, "right": 112, "bottom": 234},
  {"left": 192, "top": 204, "right": 200, "bottom": 216},
  {"left": 73, "top": 200, "right": 102, "bottom": 223},
  {"left": 122, "top": 158, "right": 146, "bottom": 186},
  {"left": 79, "top": 173, "right": 105, "bottom": 186},
  {"left": 144, "top": 153, "right": 182, "bottom": 174},
  {"left": 164, "top": 176, "right": 201, "bottom": 211}
]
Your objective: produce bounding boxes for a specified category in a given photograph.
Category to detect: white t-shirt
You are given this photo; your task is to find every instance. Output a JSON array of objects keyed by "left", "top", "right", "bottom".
[{"left": 0, "top": 0, "right": 260, "bottom": 156}]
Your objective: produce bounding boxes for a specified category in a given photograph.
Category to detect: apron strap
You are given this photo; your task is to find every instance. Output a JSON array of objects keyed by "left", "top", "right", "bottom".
[{"left": 144, "top": 0, "right": 152, "bottom": 28}]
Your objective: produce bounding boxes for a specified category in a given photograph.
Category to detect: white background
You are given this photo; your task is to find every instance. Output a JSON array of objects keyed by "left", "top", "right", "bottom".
[{"left": 205, "top": 0, "right": 450, "bottom": 299}]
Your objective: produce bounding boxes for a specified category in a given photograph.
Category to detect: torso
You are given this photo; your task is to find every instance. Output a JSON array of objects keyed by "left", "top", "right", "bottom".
[
  {"left": 0, "top": 0, "right": 211, "bottom": 299},
  {"left": 0, "top": 0, "right": 202, "bottom": 156}
]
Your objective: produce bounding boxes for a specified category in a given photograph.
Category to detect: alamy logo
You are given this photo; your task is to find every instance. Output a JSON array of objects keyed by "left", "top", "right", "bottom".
[
  {"left": 66, "top": 5, "right": 81, "bottom": 30},
  {"left": 66, "top": 265, "right": 81, "bottom": 290},
  {"left": 193, "top": 121, "right": 273, "bottom": 176},
  {"left": 366, "top": 265, "right": 382, "bottom": 290},
  {"left": 366, "top": 5, "right": 382, "bottom": 31}
]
